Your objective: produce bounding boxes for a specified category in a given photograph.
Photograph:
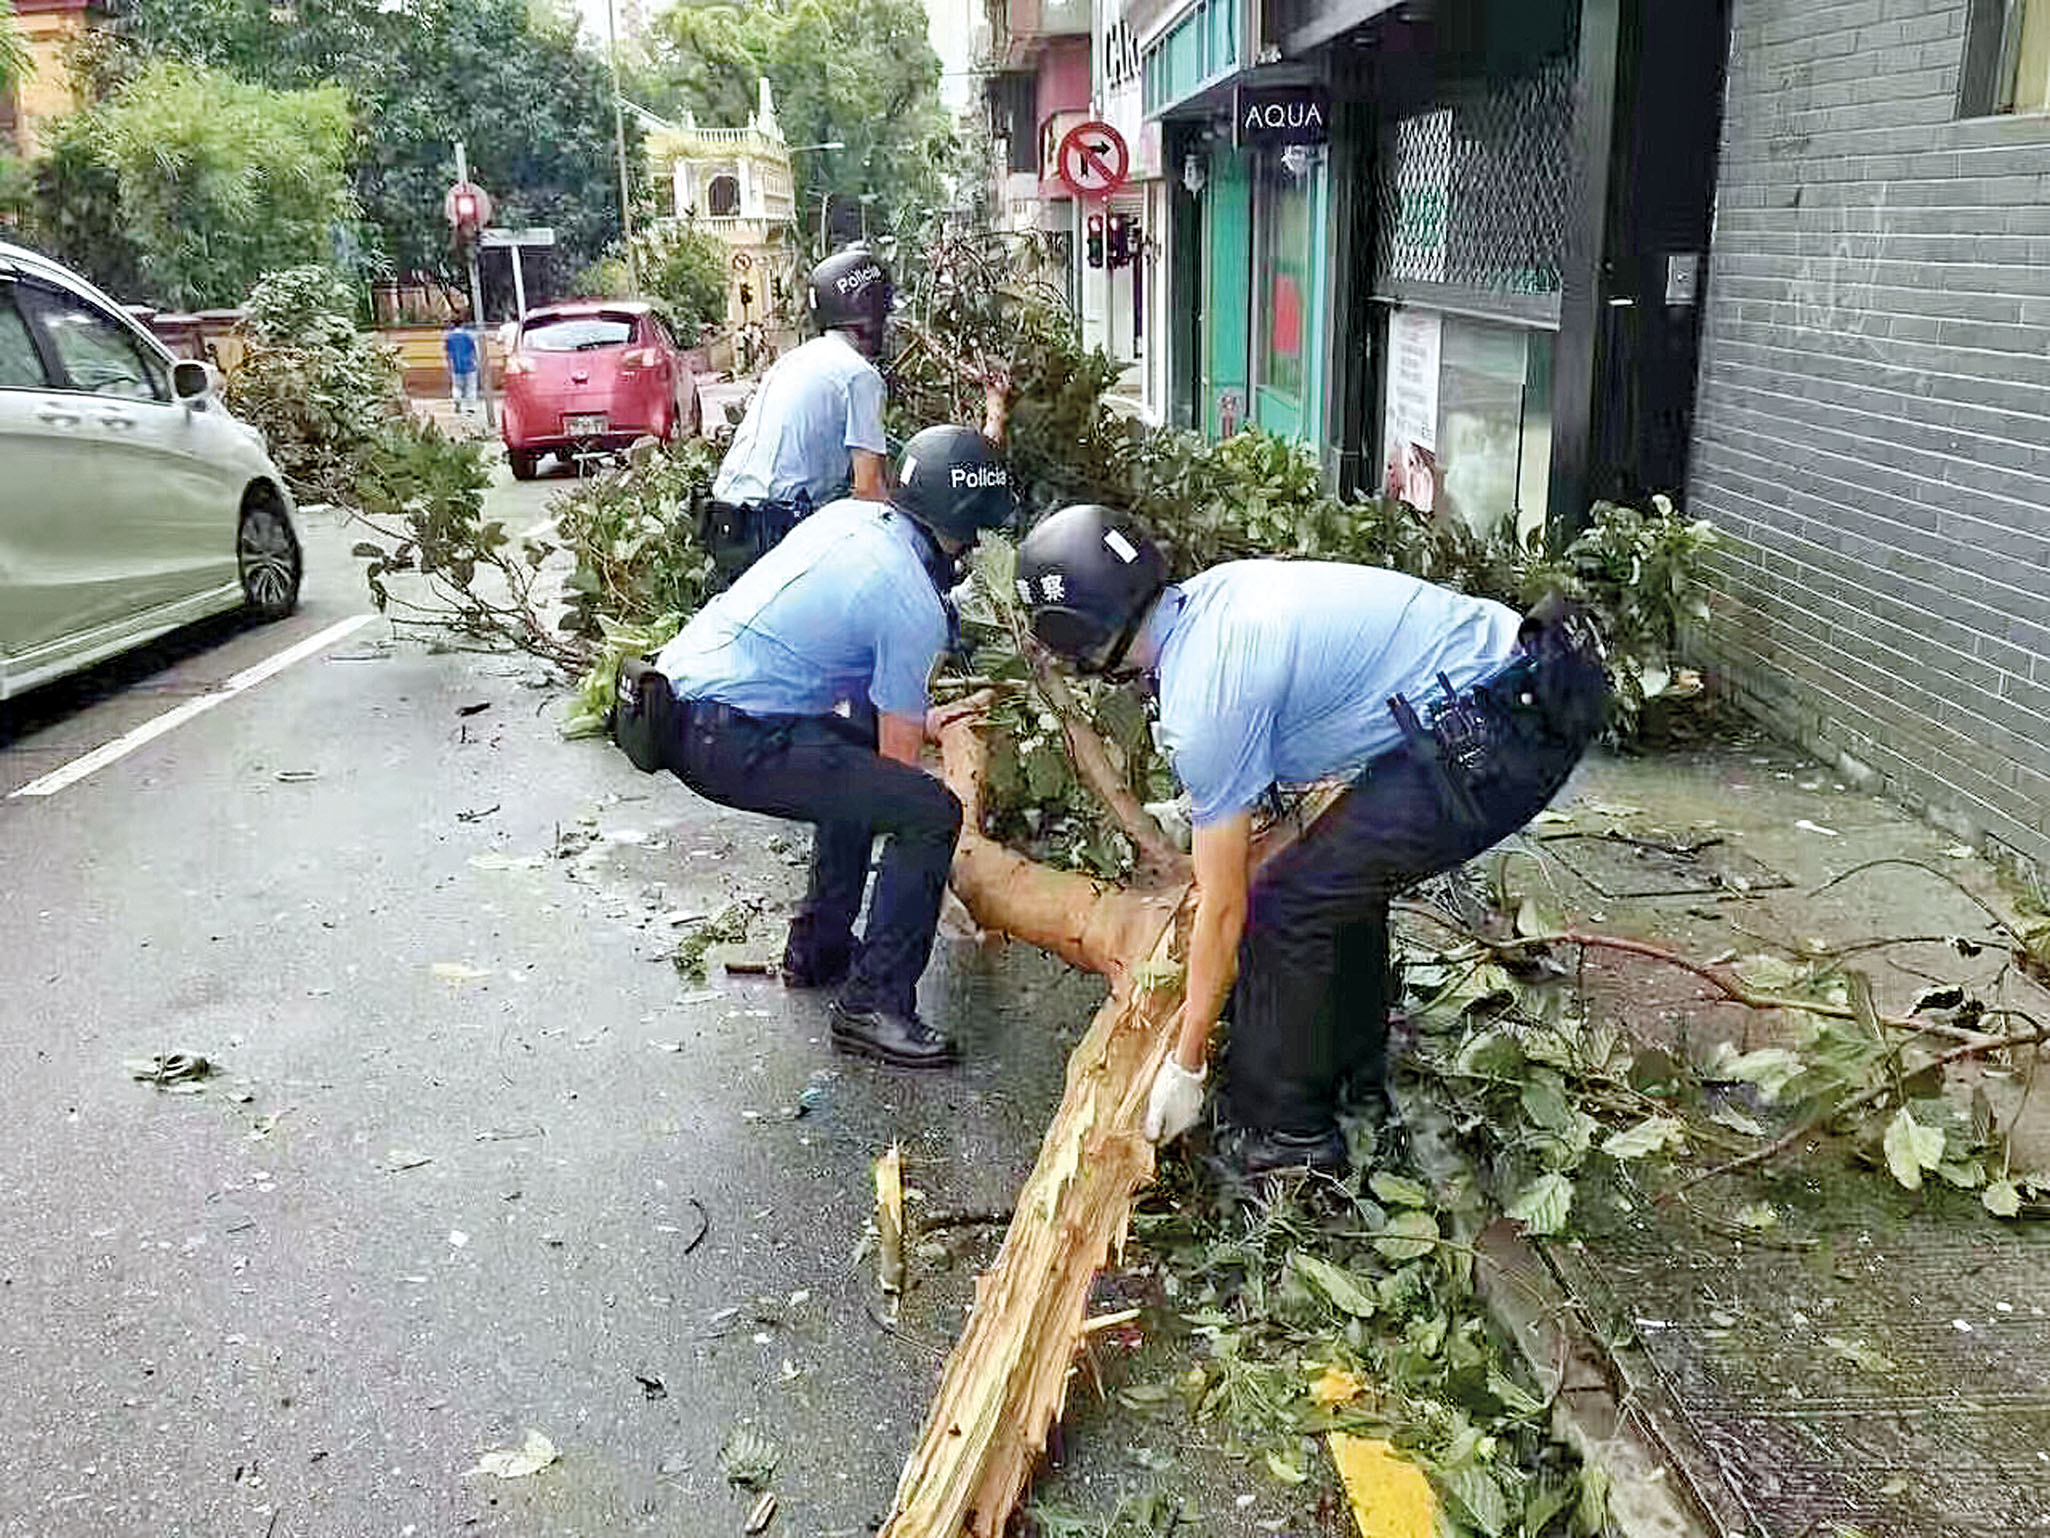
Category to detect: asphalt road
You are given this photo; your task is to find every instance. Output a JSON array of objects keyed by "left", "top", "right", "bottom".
[{"left": 0, "top": 462, "right": 1105, "bottom": 1538}]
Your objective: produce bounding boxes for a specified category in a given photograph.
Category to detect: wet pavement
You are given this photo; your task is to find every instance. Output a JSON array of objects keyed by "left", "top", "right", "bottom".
[
  {"left": 0, "top": 471, "right": 1100, "bottom": 1537},
  {"left": 6, "top": 453, "right": 2046, "bottom": 1537},
  {"left": 1487, "top": 727, "right": 2050, "bottom": 1538}
]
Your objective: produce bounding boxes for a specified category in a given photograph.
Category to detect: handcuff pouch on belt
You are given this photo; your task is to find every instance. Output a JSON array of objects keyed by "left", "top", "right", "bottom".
[
  {"left": 700, "top": 491, "right": 813, "bottom": 582},
  {"left": 1387, "top": 670, "right": 1507, "bottom": 828}
]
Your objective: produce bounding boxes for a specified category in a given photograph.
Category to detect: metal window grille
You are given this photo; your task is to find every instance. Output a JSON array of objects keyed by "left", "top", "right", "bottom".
[{"left": 1374, "top": 57, "right": 1575, "bottom": 298}]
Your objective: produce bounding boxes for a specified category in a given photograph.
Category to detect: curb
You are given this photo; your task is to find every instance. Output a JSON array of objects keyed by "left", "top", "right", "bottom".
[{"left": 1403, "top": 1102, "right": 1731, "bottom": 1538}]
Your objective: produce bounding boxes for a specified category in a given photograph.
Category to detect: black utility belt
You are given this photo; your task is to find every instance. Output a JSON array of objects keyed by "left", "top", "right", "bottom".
[{"left": 1385, "top": 662, "right": 1541, "bottom": 826}]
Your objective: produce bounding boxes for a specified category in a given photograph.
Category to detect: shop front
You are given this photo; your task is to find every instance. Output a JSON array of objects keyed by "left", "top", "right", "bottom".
[
  {"left": 1345, "top": 6, "right": 1576, "bottom": 540},
  {"left": 1310, "top": 0, "right": 1729, "bottom": 538},
  {"left": 1137, "top": 0, "right": 1338, "bottom": 458},
  {"left": 1083, "top": 0, "right": 1170, "bottom": 421}
]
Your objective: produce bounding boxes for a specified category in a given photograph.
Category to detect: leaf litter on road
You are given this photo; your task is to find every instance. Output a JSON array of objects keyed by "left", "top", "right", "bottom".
[
  {"left": 465, "top": 1429, "right": 557, "bottom": 1479},
  {"left": 124, "top": 1052, "right": 214, "bottom": 1092},
  {"left": 718, "top": 1423, "right": 779, "bottom": 1490}
]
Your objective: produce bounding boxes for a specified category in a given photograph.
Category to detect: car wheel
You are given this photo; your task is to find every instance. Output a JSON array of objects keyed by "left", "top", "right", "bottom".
[
  {"left": 238, "top": 491, "right": 301, "bottom": 621},
  {"left": 509, "top": 450, "right": 539, "bottom": 481}
]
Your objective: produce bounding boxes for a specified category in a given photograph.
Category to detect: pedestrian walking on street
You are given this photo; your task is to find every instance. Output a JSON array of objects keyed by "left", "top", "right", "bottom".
[
  {"left": 654, "top": 426, "right": 1017, "bottom": 1067},
  {"left": 443, "top": 321, "right": 480, "bottom": 415},
  {"left": 701, "top": 248, "right": 895, "bottom": 584},
  {"left": 1016, "top": 506, "right": 1610, "bottom": 1176}
]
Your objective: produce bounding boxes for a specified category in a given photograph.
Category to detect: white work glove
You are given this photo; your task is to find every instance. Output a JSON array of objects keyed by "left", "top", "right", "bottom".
[{"left": 1143, "top": 1059, "right": 1208, "bottom": 1145}]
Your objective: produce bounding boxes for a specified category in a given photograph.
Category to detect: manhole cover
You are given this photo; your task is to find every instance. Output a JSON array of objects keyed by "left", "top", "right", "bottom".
[{"left": 1540, "top": 831, "right": 1790, "bottom": 899}]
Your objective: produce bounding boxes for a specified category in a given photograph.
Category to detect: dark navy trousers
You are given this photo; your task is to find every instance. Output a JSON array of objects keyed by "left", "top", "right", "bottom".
[
  {"left": 1224, "top": 617, "right": 1610, "bottom": 1137},
  {"left": 668, "top": 700, "right": 961, "bottom": 1015}
]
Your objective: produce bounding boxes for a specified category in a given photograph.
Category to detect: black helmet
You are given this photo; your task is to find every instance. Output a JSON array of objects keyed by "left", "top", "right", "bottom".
[
  {"left": 809, "top": 248, "right": 892, "bottom": 347},
  {"left": 1015, "top": 505, "right": 1169, "bottom": 674},
  {"left": 892, "top": 425, "right": 1017, "bottom": 545}
]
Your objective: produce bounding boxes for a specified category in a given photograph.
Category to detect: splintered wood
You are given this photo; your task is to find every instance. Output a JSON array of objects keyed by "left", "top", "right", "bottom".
[
  {"left": 881, "top": 889, "right": 1190, "bottom": 1535},
  {"left": 881, "top": 707, "right": 1336, "bottom": 1536}
]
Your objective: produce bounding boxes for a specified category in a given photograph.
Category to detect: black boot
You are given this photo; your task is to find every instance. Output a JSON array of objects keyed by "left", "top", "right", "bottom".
[
  {"left": 780, "top": 945, "right": 851, "bottom": 990},
  {"left": 1230, "top": 1124, "right": 1349, "bottom": 1178},
  {"left": 828, "top": 998, "right": 959, "bottom": 1069}
]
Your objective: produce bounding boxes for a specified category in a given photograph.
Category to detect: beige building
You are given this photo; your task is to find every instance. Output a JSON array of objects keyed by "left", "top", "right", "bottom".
[
  {"left": 2, "top": 0, "right": 100, "bottom": 157},
  {"left": 641, "top": 79, "right": 800, "bottom": 333}
]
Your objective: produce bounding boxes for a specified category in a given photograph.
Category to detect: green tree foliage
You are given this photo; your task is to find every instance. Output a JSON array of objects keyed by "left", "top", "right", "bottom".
[
  {"left": 580, "top": 221, "right": 731, "bottom": 333},
  {"left": 0, "top": 1, "right": 29, "bottom": 94},
  {"left": 634, "top": 0, "right": 954, "bottom": 238},
  {"left": 630, "top": 2, "right": 769, "bottom": 131},
  {"left": 225, "top": 266, "right": 406, "bottom": 501},
  {"left": 109, "top": 0, "right": 638, "bottom": 284},
  {"left": 40, "top": 60, "right": 354, "bottom": 309}
]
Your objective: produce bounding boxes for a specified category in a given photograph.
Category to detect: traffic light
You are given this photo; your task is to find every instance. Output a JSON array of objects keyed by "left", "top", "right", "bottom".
[
  {"left": 445, "top": 179, "right": 491, "bottom": 241},
  {"left": 1085, "top": 213, "right": 1105, "bottom": 270},
  {"left": 1107, "top": 215, "right": 1129, "bottom": 269}
]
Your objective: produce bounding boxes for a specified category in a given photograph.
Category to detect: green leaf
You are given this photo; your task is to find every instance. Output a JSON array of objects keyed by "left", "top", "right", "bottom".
[
  {"left": 1373, "top": 1210, "right": 1440, "bottom": 1263},
  {"left": 1452, "top": 1028, "right": 1525, "bottom": 1080},
  {"left": 1718, "top": 1046, "right": 1805, "bottom": 1103},
  {"left": 1983, "top": 1179, "right": 2022, "bottom": 1218},
  {"left": 1292, "top": 1253, "right": 1377, "bottom": 1319},
  {"left": 1734, "top": 1202, "right": 1778, "bottom": 1230},
  {"left": 1709, "top": 1102, "right": 1766, "bottom": 1137},
  {"left": 1369, "top": 1171, "right": 1432, "bottom": 1208},
  {"left": 1264, "top": 1449, "right": 1307, "bottom": 1485},
  {"left": 1602, "top": 1115, "right": 1687, "bottom": 1161},
  {"left": 1442, "top": 1464, "right": 1510, "bottom": 1537},
  {"left": 1507, "top": 1173, "right": 1574, "bottom": 1235},
  {"left": 1733, "top": 953, "right": 1804, "bottom": 991},
  {"left": 1519, "top": 1074, "right": 1577, "bottom": 1136},
  {"left": 1882, "top": 1106, "right": 1945, "bottom": 1191}
]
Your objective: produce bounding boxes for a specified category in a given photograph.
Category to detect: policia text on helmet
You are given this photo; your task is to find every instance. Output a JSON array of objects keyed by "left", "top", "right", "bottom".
[{"left": 807, "top": 248, "right": 893, "bottom": 359}]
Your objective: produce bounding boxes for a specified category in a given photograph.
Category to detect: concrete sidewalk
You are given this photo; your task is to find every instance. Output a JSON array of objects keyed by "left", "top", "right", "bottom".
[{"left": 1463, "top": 722, "right": 2050, "bottom": 1538}]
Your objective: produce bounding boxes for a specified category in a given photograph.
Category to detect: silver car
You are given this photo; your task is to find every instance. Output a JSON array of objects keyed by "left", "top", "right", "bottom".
[{"left": 0, "top": 240, "right": 301, "bottom": 702}]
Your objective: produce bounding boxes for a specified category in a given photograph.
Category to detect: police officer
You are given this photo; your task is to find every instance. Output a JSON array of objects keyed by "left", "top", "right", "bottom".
[
  {"left": 656, "top": 426, "right": 1017, "bottom": 1067},
  {"left": 704, "top": 249, "right": 893, "bottom": 581},
  {"left": 1016, "top": 506, "right": 1609, "bottom": 1174}
]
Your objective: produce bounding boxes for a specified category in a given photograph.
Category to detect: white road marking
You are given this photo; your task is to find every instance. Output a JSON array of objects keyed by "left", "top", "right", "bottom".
[{"left": 8, "top": 615, "right": 376, "bottom": 799}]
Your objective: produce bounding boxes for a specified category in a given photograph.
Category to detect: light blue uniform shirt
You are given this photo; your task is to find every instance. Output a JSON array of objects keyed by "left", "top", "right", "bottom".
[
  {"left": 1152, "top": 561, "right": 1523, "bottom": 826},
  {"left": 656, "top": 498, "right": 947, "bottom": 720},
  {"left": 712, "top": 332, "right": 887, "bottom": 507}
]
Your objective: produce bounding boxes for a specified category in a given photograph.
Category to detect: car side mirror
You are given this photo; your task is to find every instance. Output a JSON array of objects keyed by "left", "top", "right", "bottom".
[{"left": 173, "top": 360, "right": 212, "bottom": 401}]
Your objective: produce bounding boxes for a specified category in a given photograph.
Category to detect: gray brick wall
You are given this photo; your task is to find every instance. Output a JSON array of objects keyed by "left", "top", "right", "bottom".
[{"left": 1691, "top": 0, "right": 2050, "bottom": 876}]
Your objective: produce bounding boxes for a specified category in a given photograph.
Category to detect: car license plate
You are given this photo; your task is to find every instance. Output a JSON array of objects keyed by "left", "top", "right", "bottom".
[{"left": 563, "top": 413, "right": 608, "bottom": 436}]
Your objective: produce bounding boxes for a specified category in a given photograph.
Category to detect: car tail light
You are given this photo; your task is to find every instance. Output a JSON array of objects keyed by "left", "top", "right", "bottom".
[
  {"left": 618, "top": 347, "right": 661, "bottom": 370},
  {"left": 504, "top": 354, "right": 535, "bottom": 376}
]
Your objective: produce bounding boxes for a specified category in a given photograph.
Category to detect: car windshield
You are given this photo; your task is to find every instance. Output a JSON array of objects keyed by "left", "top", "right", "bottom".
[{"left": 521, "top": 315, "right": 636, "bottom": 352}]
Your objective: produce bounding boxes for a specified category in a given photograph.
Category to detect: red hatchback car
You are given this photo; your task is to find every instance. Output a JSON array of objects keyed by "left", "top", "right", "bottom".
[{"left": 500, "top": 301, "right": 692, "bottom": 479}]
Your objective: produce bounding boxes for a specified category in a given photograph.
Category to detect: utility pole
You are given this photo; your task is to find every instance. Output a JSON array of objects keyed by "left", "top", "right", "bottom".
[
  {"left": 606, "top": 0, "right": 639, "bottom": 293},
  {"left": 452, "top": 140, "right": 496, "bottom": 430}
]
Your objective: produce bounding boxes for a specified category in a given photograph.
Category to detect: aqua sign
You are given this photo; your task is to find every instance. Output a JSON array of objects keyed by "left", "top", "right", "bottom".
[{"left": 1234, "top": 83, "right": 1331, "bottom": 147}]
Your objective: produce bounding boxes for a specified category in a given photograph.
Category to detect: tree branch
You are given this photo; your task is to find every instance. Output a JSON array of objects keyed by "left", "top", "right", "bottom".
[
  {"left": 1668, "top": 1024, "right": 2050, "bottom": 1197},
  {"left": 935, "top": 695, "right": 1183, "bottom": 986},
  {"left": 1025, "top": 658, "right": 1190, "bottom": 884},
  {"left": 1392, "top": 903, "right": 2000, "bottom": 1047}
]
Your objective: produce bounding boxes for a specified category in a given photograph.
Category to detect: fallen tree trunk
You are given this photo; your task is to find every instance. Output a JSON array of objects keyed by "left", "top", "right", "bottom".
[
  {"left": 883, "top": 708, "right": 1188, "bottom": 1536},
  {"left": 883, "top": 704, "right": 1326, "bottom": 1536}
]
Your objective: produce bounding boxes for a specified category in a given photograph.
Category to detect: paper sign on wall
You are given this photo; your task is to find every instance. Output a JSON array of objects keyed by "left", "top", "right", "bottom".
[{"left": 1382, "top": 308, "right": 1442, "bottom": 512}]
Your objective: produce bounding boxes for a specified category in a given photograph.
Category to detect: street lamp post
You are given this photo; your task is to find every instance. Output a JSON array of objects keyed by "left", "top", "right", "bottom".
[
  {"left": 605, "top": 0, "right": 638, "bottom": 291},
  {"left": 785, "top": 140, "right": 846, "bottom": 258}
]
